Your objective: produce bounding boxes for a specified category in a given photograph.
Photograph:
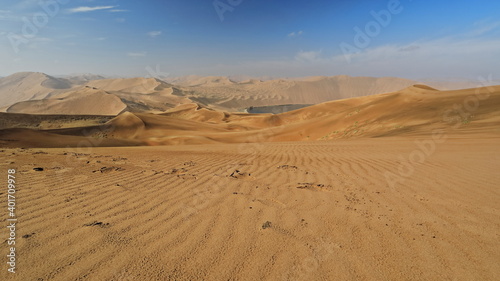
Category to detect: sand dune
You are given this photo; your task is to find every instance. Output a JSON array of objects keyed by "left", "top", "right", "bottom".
[
  {"left": 6, "top": 88, "right": 127, "bottom": 116},
  {"left": 2, "top": 72, "right": 497, "bottom": 115},
  {"left": 0, "top": 73, "right": 187, "bottom": 115},
  {"left": 85, "top": 77, "right": 174, "bottom": 94},
  {"left": 3, "top": 76, "right": 192, "bottom": 115},
  {"left": 164, "top": 75, "right": 236, "bottom": 87},
  {"left": 0, "top": 112, "right": 113, "bottom": 130},
  {"left": 62, "top": 73, "right": 107, "bottom": 85},
  {"left": 173, "top": 76, "right": 423, "bottom": 111},
  {"left": 168, "top": 75, "right": 495, "bottom": 112},
  {"left": 0, "top": 72, "right": 76, "bottom": 109},
  {"left": 1, "top": 84, "right": 499, "bottom": 148}
]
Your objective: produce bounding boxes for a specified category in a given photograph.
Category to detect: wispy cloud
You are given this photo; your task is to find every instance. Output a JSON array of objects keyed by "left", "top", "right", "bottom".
[
  {"left": 14, "top": 0, "right": 42, "bottom": 9},
  {"left": 67, "top": 6, "right": 116, "bottom": 13},
  {"left": 0, "top": 10, "right": 19, "bottom": 21},
  {"left": 468, "top": 20, "right": 500, "bottom": 36},
  {"left": 399, "top": 45, "right": 420, "bottom": 52},
  {"left": 288, "top": 31, "right": 303, "bottom": 38},
  {"left": 127, "top": 52, "right": 147, "bottom": 57},
  {"left": 295, "top": 50, "right": 321, "bottom": 62},
  {"left": 147, "top": 31, "right": 162, "bottom": 38},
  {"left": 27, "top": 37, "right": 53, "bottom": 49},
  {"left": 110, "top": 9, "right": 128, "bottom": 13},
  {"left": 115, "top": 18, "right": 126, "bottom": 23},
  {"left": 345, "top": 37, "right": 500, "bottom": 62},
  {"left": 199, "top": 34, "right": 500, "bottom": 79},
  {"left": 31, "top": 37, "right": 52, "bottom": 42}
]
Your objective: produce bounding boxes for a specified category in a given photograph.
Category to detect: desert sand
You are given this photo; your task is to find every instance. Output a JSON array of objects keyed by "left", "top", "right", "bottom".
[
  {"left": 0, "top": 82, "right": 499, "bottom": 280},
  {"left": 0, "top": 137, "right": 499, "bottom": 280}
]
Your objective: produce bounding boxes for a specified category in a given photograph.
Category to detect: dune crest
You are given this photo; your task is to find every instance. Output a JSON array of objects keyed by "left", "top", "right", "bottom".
[
  {"left": 2, "top": 72, "right": 496, "bottom": 115},
  {"left": 85, "top": 77, "right": 173, "bottom": 94},
  {"left": 0, "top": 72, "right": 76, "bottom": 108},
  {"left": 1, "top": 84, "right": 498, "bottom": 147},
  {"left": 6, "top": 88, "right": 127, "bottom": 115},
  {"left": 106, "top": 112, "right": 146, "bottom": 139}
]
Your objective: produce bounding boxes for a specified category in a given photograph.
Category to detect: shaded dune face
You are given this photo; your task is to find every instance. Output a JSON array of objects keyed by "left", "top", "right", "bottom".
[
  {"left": 85, "top": 77, "right": 172, "bottom": 94},
  {"left": 0, "top": 74, "right": 187, "bottom": 115},
  {"left": 0, "top": 72, "right": 77, "bottom": 109},
  {"left": 0, "top": 84, "right": 499, "bottom": 148},
  {"left": 106, "top": 112, "right": 146, "bottom": 139},
  {"left": 6, "top": 90, "right": 127, "bottom": 116}
]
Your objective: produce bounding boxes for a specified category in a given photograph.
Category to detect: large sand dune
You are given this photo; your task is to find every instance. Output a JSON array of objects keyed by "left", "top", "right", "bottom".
[
  {"left": 1, "top": 84, "right": 498, "bottom": 147},
  {"left": 166, "top": 75, "right": 495, "bottom": 112},
  {"left": 6, "top": 88, "right": 127, "bottom": 116},
  {"left": 3, "top": 76, "right": 192, "bottom": 115},
  {"left": 170, "top": 76, "right": 421, "bottom": 111},
  {"left": 0, "top": 72, "right": 76, "bottom": 109}
]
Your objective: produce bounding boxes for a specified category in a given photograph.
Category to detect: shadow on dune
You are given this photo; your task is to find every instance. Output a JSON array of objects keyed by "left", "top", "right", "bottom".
[{"left": 0, "top": 85, "right": 499, "bottom": 148}]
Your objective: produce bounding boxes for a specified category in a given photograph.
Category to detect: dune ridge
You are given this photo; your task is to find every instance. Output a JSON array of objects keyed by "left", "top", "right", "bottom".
[
  {"left": 2, "top": 72, "right": 496, "bottom": 115},
  {"left": 1, "top": 84, "right": 499, "bottom": 148}
]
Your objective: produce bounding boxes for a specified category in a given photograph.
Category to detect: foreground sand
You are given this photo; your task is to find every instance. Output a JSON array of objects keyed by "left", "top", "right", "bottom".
[{"left": 1, "top": 137, "right": 499, "bottom": 280}]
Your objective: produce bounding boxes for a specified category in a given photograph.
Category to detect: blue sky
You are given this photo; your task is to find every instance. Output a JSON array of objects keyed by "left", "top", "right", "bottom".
[{"left": 1, "top": 0, "right": 500, "bottom": 79}]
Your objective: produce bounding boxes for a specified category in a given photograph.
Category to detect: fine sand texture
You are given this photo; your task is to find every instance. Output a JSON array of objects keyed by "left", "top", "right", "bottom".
[{"left": 0, "top": 137, "right": 499, "bottom": 280}]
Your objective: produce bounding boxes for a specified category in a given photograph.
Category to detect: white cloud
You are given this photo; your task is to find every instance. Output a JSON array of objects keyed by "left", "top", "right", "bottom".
[
  {"left": 295, "top": 50, "right": 322, "bottom": 62},
  {"left": 343, "top": 38, "right": 500, "bottom": 64},
  {"left": 14, "top": 0, "right": 41, "bottom": 9},
  {"left": 67, "top": 6, "right": 116, "bottom": 13},
  {"left": 27, "top": 37, "right": 53, "bottom": 49},
  {"left": 399, "top": 45, "right": 420, "bottom": 52},
  {"left": 468, "top": 20, "right": 500, "bottom": 36},
  {"left": 288, "top": 31, "right": 303, "bottom": 38},
  {"left": 0, "top": 10, "right": 19, "bottom": 21},
  {"left": 191, "top": 35, "right": 500, "bottom": 79},
  {"left": 127, "top": 52, "right": 147, "bottom": 57},
  {"left": 110, "top": 9, "right": 128, "bottom": 13},
  {"left": 147, "top": 31, "right": 162, "bottom": 38},
  {"left": 31, "top": 37, "right": 52, "bottom": 42}
]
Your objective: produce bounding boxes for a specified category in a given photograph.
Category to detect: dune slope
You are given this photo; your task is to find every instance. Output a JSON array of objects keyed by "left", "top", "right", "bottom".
[
  {"left": 0, "top": 72, "right": 75, "bottom": 108},
  {"left": 2, "top": 84, "right": 499, "bottom": 148}
]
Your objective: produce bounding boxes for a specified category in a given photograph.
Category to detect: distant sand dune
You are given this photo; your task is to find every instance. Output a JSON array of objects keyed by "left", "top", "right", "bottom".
[
  {"left": 2, "top": 72, "right": 494, "bottom": 115},
  {"left": 6, "top": 88, "right": 127, "bottom": 115},
  {"left": 0, "top": 72, "right": 77, "bottom": 109}
]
